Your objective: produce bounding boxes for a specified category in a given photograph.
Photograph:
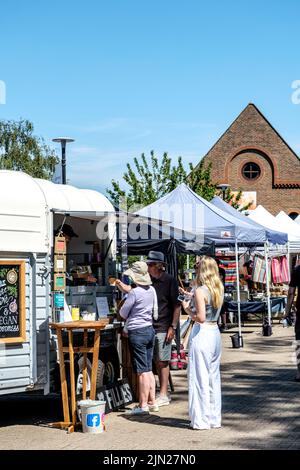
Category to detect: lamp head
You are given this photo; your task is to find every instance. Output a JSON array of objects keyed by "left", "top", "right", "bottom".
[
  {"left": 52, "top": 137, "right": 75, "bottom": 144},
  {"left": 217, "top": 183, "right": 231, "bottom": 192}
]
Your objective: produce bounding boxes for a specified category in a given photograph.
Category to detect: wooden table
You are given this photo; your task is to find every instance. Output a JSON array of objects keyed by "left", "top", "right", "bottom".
[{"left": 49, "top": 320, "right": 108, "bottom": 433}]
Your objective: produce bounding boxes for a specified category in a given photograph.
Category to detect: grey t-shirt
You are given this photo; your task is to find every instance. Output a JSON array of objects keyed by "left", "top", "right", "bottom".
[{"left": 119, "top": 286, "right": 155, "bottom": 331}]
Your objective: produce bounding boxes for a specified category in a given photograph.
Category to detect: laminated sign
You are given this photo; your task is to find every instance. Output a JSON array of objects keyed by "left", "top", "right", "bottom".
[{"left": 0, "top": 261, "right": 26, "bottom": 343}]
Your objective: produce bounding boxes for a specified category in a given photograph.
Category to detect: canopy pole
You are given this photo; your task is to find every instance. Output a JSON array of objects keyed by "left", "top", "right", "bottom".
[
  {"left": 235, "top": 240, "right": 243, "bottom": 347},
  {"left": 264, "top": 242, "right": 272, "bottom": 331}
]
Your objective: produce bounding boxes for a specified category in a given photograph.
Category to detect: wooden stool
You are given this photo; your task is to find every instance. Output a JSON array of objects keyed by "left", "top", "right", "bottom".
[{"left": 49, "top": 320, "right": 108, "bottom": 433}]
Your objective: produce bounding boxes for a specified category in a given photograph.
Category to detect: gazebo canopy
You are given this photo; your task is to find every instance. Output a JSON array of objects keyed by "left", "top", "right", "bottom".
[
  {"left": 211, "top": 196, "right": 288, "bottom": 245},
  {"left": 136, "top": 183, "right": 271, "bottom": 244}
]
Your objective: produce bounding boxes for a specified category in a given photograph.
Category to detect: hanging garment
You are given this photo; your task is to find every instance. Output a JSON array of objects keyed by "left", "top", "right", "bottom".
[
  {"left": 271, "top": 257, "right": 282, "bottom": 284},
  {"left": 280, "top": 256, "right": 289, "bottom": 284},
  {"left": 252, "top": 255, "right": 265, "bottom": 283},
  {"left": 188, "top": 323, "right": 222, "bottom": 429},
  {"left": 252, "top": 255, "right": 271, "bottom": 285}
]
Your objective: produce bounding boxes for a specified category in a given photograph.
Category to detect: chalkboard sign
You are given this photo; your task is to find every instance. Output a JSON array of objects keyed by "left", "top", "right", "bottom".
[{"left": 0, "top": 261, "right": 26, "bottom": 343}]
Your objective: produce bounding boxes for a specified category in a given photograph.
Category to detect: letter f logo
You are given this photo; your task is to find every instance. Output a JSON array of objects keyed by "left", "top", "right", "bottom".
[{"left": 87, "top": 413, "right": 100, "bottom": 427}]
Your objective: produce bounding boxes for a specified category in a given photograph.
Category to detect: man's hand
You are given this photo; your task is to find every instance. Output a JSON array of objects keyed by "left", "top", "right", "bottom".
[{"left": 166, "top": 326, "right": 175, "bottom": 343}]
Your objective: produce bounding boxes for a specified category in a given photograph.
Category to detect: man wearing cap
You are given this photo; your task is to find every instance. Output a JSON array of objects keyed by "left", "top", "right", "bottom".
[{"left": 146, "top": 251, "right": 181, "bottom": 407}]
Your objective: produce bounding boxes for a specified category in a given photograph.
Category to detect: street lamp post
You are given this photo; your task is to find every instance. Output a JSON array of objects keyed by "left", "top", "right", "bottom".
[
  {"left": 52, "top": 137, "right": 75, "bottom": 184},
  {"left": 217, "top": 183, "right": 231, "bottom": 200}
]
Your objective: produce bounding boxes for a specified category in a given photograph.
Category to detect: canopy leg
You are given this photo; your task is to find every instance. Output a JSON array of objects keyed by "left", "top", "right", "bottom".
[{"left": 235, "top": 241, "right": 243, "bottom": 347}]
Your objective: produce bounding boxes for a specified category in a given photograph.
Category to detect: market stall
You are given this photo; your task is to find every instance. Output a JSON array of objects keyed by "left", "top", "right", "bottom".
[
  {"left": 136, "top": 183, "right": 286, "bottom": 346},
  {"left": 0, "top": 170, "right": 123, "bottom": 400},
  {"left": 211, "top": 196, "right": 288, "bottom": 336}
]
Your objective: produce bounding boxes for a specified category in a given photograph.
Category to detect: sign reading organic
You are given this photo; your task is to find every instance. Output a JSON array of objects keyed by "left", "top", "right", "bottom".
[{"left": 0, "top": 261, "right": 26, "bottom": 343}]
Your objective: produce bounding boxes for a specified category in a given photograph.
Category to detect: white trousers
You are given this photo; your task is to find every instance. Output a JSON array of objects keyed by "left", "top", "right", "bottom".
[{"left": 188, "top": 322, "right": 222, "bottom": 429}]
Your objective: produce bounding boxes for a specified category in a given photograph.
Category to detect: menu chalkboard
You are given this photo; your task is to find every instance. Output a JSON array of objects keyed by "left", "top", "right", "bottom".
[{"left": 0, "top": 261, "right": 26, "bottom": 343}]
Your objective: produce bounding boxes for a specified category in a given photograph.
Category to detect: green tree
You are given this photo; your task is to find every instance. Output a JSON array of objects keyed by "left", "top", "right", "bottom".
[
  {"left": 220, "top": 188, "right": 253, "bottom": 212},
  {"left": 107, "top": 151, "right": 216, "bottom": 209},
  {"left": 0, "top": 119, "right": 58, "bottom": 179},
  {"left": 188, "top": 160, "right": 217, "bottom": 201}
]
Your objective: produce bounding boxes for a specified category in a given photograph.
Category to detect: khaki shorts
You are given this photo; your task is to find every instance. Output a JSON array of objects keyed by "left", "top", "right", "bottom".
[{"left": 153, "top": 332, "right": 172, "bottom": 362}]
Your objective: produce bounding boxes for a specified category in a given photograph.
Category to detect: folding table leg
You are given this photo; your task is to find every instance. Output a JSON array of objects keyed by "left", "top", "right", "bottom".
[
  {"left": 83, "top": 329, "right": 88, "bottom": 400},
  {"left": 57, "top": 330, "right": 70, "bottom": 424},
  {"left": 68, "top": 330, "right": 77, "bottom": 425},
  {"left": 90, "top": 330, "right": 101, "bottom": 400}
]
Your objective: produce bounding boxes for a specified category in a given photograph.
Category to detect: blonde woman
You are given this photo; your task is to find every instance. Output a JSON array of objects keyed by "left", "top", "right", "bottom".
[{"left": 182, "top": 256, "right": 224, "bottom": 430}]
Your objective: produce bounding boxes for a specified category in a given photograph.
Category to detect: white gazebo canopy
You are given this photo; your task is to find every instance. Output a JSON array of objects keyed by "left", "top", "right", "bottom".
[
  {"left": 275, "top": 211, "right": 300, "bottom": 252},
  {"left": 248, "top": 205, "right": 300, "bottom": 253}
]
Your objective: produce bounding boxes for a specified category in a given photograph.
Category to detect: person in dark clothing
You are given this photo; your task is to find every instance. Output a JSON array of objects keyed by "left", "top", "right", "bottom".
[
  {"left": 146, "top": 251, "right": 181, "bottom": 407},
  {"left": 215, "top": 258, "right": 227, "bottom": 331},
  {"left": 284, "top": 264, "right": 300, "bottom": 381}
]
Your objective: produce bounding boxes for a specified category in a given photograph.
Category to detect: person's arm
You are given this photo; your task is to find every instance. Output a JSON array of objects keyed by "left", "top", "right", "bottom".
[
  {"left": 166, "top": 277, "right": 181, "bottom": 343},
  {"left": 119, "top": 290, "right": 135, "bottom": 320},
  {"left": 285, "top": 267, "right": 298, "bottom": 317},
  {"left": 115, "top": 279, "right": 132, "bottom": 294},
  {"left": 284, "top": 287, "right": 296, "bottom": 317}
]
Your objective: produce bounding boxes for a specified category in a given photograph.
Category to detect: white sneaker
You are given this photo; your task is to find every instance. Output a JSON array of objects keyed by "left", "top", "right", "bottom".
[
  {"left": 155, "top": 395, "right": 170, "bottom": 407},
  {"left": 125, "top": 405, "right": 150, "bottom": 416},
  {"left": 148, "top": 403, "right": 159, "bottom": 412}
]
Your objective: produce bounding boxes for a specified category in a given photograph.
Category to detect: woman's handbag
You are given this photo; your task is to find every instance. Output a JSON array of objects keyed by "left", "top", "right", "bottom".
[{"left": 181, "top": 317, "right": 194, "bottom": 350}]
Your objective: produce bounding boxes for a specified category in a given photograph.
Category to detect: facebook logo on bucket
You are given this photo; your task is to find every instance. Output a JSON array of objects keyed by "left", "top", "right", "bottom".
[{"left": 87, "top": 413, "right": 100, "bottom": 427}]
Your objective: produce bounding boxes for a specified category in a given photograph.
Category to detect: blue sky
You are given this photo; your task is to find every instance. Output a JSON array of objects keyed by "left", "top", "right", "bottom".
[{"left": 1, "top": 0, "right": 300, "bottom": 194}]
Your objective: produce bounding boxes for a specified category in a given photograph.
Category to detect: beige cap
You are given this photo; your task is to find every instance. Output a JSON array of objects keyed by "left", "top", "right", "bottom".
[{"left": 123, "top": 261, "right": 152, "bottom": 286}]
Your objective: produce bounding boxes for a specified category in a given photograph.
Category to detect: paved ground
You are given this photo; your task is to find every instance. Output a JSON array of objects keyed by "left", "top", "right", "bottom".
[{"left": 0, "top": 322, "right": 299, "bottom": 450}]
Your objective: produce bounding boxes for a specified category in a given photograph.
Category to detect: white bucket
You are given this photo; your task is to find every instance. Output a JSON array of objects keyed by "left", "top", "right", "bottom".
[{"left": 78, "top": 399, "right": 106, "bottom": 434}]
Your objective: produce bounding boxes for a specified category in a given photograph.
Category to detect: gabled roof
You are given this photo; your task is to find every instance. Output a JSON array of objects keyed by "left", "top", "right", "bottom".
[{"left": 200, "top": 103, "right": 300, "bottom": 187}]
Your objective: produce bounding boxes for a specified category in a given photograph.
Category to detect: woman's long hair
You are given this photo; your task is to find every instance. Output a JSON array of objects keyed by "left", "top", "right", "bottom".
[{"left": 196, "top": 256, "right": 224, "bottom": 309}]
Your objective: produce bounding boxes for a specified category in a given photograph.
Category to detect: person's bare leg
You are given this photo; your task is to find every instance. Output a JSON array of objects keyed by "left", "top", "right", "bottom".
[
  {"left": 147, "top": 371, "right": 156, "bottom": 405},
  {"left": 158, "top": 361, "right": 170, "bottom": 397},
  {"left": 138, "top": 372, "right": 149, "bottom": 408}
]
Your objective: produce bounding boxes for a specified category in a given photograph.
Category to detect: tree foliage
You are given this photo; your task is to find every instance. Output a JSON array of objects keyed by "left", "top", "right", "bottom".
[
  {"left": 108, "top": 151, "right": 251, "bottom": 212},
  {"left": 107, "top": 151, "right": 216, "bottom": 210},
  {"left": 0, "top": 119, "right": 58, "bottom": 179},
  {"left": 188, "top": 160, "right": 217, "bottom": 201},
  {"left": 221, "top": 188, "right": 253, "bottom": 212}
]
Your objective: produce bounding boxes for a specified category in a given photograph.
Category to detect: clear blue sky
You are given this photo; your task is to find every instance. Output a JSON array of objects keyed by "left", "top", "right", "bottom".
[{"left": 1, "top": 0, "right": 300, "bottom": 193}]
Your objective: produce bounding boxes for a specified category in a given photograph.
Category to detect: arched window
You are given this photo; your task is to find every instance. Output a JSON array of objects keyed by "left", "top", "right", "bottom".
[{"left": 242, "top": 162, "right": 261, "bottom": 180}]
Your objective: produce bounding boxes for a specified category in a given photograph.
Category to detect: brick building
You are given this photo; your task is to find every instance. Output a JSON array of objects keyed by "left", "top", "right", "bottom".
[{"left": 200, "top": 103, "right": 300, "bottom": 217}]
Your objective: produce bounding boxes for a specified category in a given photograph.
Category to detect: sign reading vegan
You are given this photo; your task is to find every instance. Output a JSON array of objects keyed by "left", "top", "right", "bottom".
[{"left": 0, "top": 261, "right": 26, "bottom": 343}]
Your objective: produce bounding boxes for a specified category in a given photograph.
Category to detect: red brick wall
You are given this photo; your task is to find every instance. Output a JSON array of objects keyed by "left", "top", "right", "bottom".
[{"left": 201, "top": 104, "right": 300, "bottom": 215}]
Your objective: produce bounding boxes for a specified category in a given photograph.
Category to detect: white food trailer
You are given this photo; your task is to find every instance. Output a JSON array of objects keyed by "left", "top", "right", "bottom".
[{"left": 0, "top": 170, "right": 121, "bottom": 398}]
